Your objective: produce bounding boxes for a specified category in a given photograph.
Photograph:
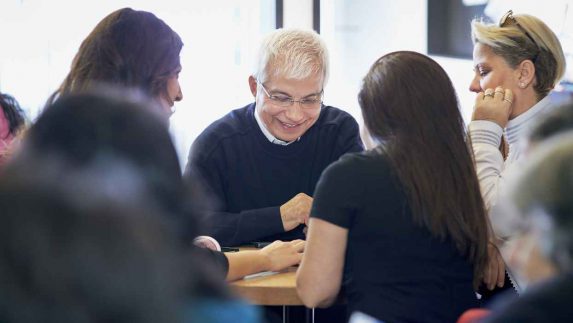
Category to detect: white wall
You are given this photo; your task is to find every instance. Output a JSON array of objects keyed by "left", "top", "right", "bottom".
[
  {"left": 319, "top": 0, "right": 476, "bottom": 126},
  {"left": 283, "top": 0, "right": 313, "bottom": 29}
]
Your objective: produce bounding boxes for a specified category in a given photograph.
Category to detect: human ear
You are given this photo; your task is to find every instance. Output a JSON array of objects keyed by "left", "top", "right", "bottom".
[
  {"left": 248, "top": 76, "right": 257, "bottom": 97},
  {"left": 517, "top": 59, "right": 536, "bottom": 89}
]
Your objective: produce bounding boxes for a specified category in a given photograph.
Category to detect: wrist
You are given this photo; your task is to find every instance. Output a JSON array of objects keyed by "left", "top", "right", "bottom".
[
  {"left": 279, "top": 205, "right": 288, "bottom": 231},
  {"left": 469, "top": 120, "right": 504, "bottom": 148},
  {"left": 258, "top": 249, "right": 272, "bottom": 271},
  {"left": 472, "top": 115, "right": 506, "bottom": 128}
]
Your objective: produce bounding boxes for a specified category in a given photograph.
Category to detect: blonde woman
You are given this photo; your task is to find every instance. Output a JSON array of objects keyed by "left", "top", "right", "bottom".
[{"left": 468, "top": 10, "right": 566, "bottom": 292}]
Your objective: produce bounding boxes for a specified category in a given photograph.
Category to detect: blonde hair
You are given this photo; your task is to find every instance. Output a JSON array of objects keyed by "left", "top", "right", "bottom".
[
  {"left": 253, "top": 28, "right": 329, "bottom": 86},
  {"left": 472, "top": 13, "right": 566, "bottom": 98}
]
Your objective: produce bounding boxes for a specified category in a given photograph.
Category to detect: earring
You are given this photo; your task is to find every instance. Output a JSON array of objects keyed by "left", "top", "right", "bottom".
[{"left": 519, "top": 82, "right": 526, "bottom": 88}]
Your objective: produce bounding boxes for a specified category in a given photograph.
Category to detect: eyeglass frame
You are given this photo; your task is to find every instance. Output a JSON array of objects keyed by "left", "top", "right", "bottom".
[
  {"left": 499, "top": 10, "right": 540, "bottom": 62},
  {"left": 256, "top": 79, "right": 323, "bottom": 109}
]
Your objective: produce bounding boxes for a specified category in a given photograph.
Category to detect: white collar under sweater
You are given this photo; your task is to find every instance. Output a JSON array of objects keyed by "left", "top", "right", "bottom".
[
  {"left": 253, "top": 106, "right": 299, "bottom": 146},
  {"left": 505, "top": 95, "right": 554, "bottom": 162}
]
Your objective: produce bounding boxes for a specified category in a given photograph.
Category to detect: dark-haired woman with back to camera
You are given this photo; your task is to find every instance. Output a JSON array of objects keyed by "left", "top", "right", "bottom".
[{"left": 297, "top": 51, "right": 489, "bottom": 322}]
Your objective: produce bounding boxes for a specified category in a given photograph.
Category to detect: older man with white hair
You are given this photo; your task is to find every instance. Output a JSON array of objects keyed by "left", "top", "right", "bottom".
[{"left": 185, "top": 28, "right": 363, "bottom": 247}]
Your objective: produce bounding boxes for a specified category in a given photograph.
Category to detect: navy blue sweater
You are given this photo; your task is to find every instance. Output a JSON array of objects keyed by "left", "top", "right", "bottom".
[{"left": 185, "top": 103, "right": 363, "bottom": 246}]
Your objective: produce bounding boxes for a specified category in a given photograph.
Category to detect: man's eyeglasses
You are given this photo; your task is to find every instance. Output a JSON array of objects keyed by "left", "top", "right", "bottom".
[
  {"left": 499, "top": 10, "right": 540, "bottom": 61},
  {"left": 257, "top": 80, "right": 323, "bottom": 109}
]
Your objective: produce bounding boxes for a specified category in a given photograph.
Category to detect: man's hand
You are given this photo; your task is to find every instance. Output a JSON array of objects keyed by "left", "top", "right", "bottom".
[
  {"left": 260, "top": 239, "right": 305, "bottom": 272},
  {"left": 472, "top": 86, "right": 513, "bottom": 128},
  {"left": 280, "top": 193, "right": 312, "bottom": 231}
]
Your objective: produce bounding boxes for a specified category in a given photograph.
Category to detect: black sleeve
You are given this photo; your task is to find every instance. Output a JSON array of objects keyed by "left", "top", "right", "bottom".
[
  {"left": 311, "top": 154, "right": 363, "bottom": 229},
  {"left": 184, "top": 140, "right": 284, "bottom": 246},
  {"left": 192, "top": 246, "right": 229, "bottom": 278},
  {"left": 184, "top": 145, "right": 284, "bottom": 247}
]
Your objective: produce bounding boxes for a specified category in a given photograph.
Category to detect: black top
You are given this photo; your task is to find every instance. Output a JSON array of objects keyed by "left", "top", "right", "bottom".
[
  {"left": 311, "top": 151, "right": 478, "bottom": 323},
  {"left": 486, "top": 273, "right": 573, "bottom": 322},
  {"left": 185, "top": 103, "right": 363, "bottom": 246}
]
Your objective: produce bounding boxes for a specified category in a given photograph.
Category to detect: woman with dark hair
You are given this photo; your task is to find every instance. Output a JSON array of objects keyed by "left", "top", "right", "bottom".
[
  {"left": 47, "top": 7, "right": 183, "bottom": 117},
  {"left": 0, "top": 92, "right": 26, "bottom": 165},
  {"left": 297, "top": 51, "right": 489, "bottom": 322},
  {"left": 47, "top": 7, "right": 303, "bottom": 282}
]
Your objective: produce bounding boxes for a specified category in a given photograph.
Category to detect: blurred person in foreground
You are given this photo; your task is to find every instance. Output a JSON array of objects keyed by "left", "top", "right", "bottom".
[
  {"left": 0, "top": 157, "right": 189, "bottom": 323},
  {"left": 1, "top": 89, "right": 258, "bottom": 323},
  {"left": 484, "top": 129, "right": 573, "bottom": 322}
]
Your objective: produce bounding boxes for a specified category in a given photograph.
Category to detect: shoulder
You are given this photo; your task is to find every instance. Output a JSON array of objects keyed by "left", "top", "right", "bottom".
[
  {"left": 316, "top": 105, "right": 359, "bottom": 128},
  {"left": 190, "top": 103, "right": 255, "bottom": 160},
  {"left": 311, "top": 105, "right": 362, "bottom": 152},
  {"left": 197, "top": 103, "right": 254, "bottom": 140},
  {"left": 322, "top": 149, "right": 390, "bottom": 181},
  {"left": 338, "top": 149, "right": 390, "bottom": 169}
]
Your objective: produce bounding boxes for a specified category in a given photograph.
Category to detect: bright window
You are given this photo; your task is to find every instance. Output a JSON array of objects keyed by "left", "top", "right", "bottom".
[{"left": 0, "top": 0, "right": 276, "bottom": 168}]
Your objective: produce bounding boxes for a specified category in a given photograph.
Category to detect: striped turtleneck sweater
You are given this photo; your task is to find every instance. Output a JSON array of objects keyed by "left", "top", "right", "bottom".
[
  {"left": 468, "top": 94, "right": 555, "bottom": 292},
  {"left": 469, "top": 95, "right": 554, "bottom": 211}
]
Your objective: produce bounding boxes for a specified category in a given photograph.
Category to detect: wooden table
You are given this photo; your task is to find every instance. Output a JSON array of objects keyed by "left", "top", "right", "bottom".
[
  {"left": 229, "top": 254, "right": 313, "bottom": 323},
  {"left": 230, "top": 266, "right": 302, "bottom": 306}
]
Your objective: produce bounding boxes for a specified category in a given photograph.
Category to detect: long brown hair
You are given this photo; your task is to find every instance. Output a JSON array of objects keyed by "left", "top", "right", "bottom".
[
  {"left": 359, "top": 51, "right": 488, "bottom": 287},
  {"left": 47, "top": 8, "right": 182, "bottom": 105}
]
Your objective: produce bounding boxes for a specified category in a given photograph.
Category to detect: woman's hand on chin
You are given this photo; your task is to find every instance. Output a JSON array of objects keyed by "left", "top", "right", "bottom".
[{"left": 472, "top": 86, "right": 513, "bottom": 128}]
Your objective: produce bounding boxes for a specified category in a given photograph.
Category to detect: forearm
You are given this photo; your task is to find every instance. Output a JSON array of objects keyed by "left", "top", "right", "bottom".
[
  {"left": 224, "top": 250, "right": 269, "bottom": 281},
  {"left": 297, "top": 272, "right": 339, "bottom": 308},
  {"left": 469, "top": 120, "right": 505, "bottom": 211},
  {"left": 296, "top": 218, "right": 346, "bottom": 308}
]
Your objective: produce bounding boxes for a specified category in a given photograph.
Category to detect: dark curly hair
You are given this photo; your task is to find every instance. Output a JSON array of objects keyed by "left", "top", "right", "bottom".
[{"left": 0, "top": 92, "right": 26, "bottom": 139}]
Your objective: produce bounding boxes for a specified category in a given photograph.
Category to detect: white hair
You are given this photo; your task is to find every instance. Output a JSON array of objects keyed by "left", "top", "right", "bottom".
[{"left": 252, "top": 28, "right": 329, "bottom": 86}]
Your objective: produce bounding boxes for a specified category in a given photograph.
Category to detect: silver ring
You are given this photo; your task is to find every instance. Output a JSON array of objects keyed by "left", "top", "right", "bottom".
[
  {"left": 484, "top": 92, "right": 494, "bottom": 97},
  {"left": 503, "top": 98, "right": 513, "bottom": 104}
]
